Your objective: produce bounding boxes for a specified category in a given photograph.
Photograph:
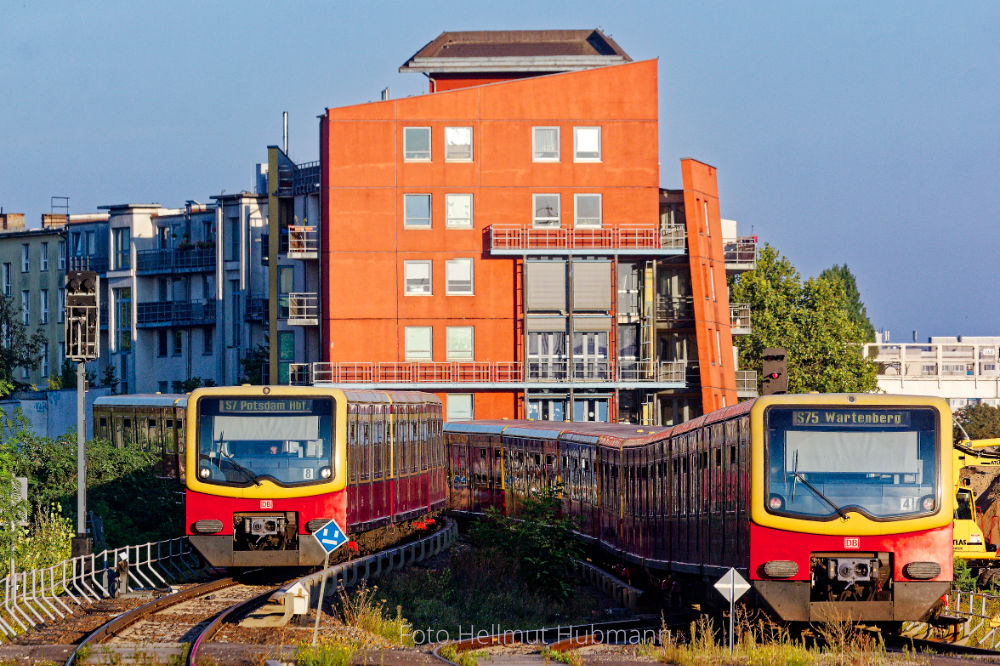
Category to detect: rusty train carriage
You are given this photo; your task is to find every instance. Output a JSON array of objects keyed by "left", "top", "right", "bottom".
[
  {"left": 93, "top": 394, "right": 188, "bottom": 481},
  {"left": 445, "top": 394, "right": 953, "bottom": 623}
]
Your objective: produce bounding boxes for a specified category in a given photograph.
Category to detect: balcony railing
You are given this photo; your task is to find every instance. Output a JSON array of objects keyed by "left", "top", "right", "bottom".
[
  {"left": 736, "top": 370, "right": 758, "bottom": 396},
  {"left": 724, "top": 237, "right": 757, "bottom": 270},
  {"left": 287, "top": 360, "right": 687, "bottom": 386},
  {"left": 656, "top": 296, "right": 694, "bottom": 323},
  {"left": 287, "top": 226, "right": 318, "bottom": 259},
  {"left": 277, "top": 161, "right": 321, "bottom": 196},
  {"left": 136, "top": 247, "right": 215, "bottom": 274},
  {"left": 489, "top": 224, "right": 686, "bottom": 254},
  {"left": 730, "top": 303, "right": 752, "bottom": 333},
  {"left": 136, "top": 300, "right": 216, "bottom": 327},
  {"left": 287, "top": 292, "right": 319, "bottom": 325},
  {"left": 69, "top": 255, "right": 109, "bottom": 273}
]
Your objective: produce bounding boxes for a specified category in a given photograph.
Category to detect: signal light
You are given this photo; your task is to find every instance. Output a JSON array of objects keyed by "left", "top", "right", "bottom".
[
  {"left": 761, "top": 348, "right": 788, "bottom": 395},
  {"left": 65, "top": 270, "right": 100, "bottom": 361}
]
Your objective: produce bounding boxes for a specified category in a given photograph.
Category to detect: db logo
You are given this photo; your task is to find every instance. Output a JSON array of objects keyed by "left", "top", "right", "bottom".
[
  {"left": 260, "top": 500, "right": 274, "bottom": 509},
  {"left": 844, "top": 537, "right": 860, "bottom": 549}
]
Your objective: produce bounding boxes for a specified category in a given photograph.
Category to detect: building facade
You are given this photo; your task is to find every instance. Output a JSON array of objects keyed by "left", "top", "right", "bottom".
[
  {"left": 866, "top": 335, "right": 1000, "bottom": 411},
  {"left": 0, "top": 212, "right": 69, "bottom": 388},
  {"left": 286, "top": 30, "right": 757, "bottom": 424}
]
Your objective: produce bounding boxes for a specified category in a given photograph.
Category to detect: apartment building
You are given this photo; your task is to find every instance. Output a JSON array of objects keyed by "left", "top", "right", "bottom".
[
  {"left": 67, "top": 195, "right": 270, "bottom": 393},
  {"left": 866, "top": 334, "right": 1000, "bottom": 410},
  {"left": 0, "top": 212, "right": 68, "bottom": 388},
  {"left": 287, "top": 30, "right": 757, "bottom": 424}
]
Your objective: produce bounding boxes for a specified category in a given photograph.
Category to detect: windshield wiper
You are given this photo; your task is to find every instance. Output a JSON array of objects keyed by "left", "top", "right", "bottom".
[
  {"left": 791, "top": 471, "right": 849, "bottom": 520},
  {"left": 221, "top": 450, "right": 263, "bottom": 486}
]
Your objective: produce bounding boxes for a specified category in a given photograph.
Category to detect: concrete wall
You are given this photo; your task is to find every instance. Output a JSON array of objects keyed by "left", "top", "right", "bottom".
[{"left": 0, "top": 387, "right": 111, "bottom": 439}]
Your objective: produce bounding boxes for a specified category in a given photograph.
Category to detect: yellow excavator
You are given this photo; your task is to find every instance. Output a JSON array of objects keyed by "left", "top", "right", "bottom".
[{"left": 952, "top": 429, "right": 1000, "bottom": 585}]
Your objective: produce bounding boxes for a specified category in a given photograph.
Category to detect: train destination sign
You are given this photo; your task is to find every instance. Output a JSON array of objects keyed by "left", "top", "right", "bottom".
[
  {"left": 219, "top": 398, "right": 313, "bottom": 414},
  {"left": 791, "top": 410, "right": 911, "bottom": 428}
]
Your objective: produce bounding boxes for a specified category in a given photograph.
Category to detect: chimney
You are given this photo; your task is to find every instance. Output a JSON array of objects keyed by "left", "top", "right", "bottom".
[
  {"left": 0, "top": 213, "right": 25, "bottom": 232},
  {"left": 41, "top": 213, "right": 68, "bottom": 229}
]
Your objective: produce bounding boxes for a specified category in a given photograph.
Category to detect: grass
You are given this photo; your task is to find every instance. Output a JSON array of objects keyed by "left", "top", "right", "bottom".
[
  {"left": 375, "top": 541, "right": 615, "bottom": 640},
  {"left": 633, "top": 611, "right": 930, "bottom": 666},
  {"left": 294, "top": 637, "right": 355, "bottom": 666}
]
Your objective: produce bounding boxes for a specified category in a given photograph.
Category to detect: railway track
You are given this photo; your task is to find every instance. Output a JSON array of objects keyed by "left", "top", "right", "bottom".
[{"left": 63, "top": 575, "right": 283, "bottom": 665}]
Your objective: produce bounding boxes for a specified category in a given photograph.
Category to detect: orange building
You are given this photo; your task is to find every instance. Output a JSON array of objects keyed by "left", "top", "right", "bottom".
[{"left": 285, "top": 30, "right": 756, "bottom": 424}]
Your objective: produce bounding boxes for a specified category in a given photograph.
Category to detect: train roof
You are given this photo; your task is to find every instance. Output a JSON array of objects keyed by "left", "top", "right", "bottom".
[
  {"left": 93, "top": 394, "right": 188, "bottom": 408},
  {"left": 444, "top": 419, "right": 673, "bottom": 447}
]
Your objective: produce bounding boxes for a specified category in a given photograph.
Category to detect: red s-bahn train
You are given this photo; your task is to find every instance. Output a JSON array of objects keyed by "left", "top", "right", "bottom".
[
  {"left": 445, "top": 393, "right": 952, "bottom": 622},
  {"left": 96, "top": 386, "right": 447, "bottom": 568}
]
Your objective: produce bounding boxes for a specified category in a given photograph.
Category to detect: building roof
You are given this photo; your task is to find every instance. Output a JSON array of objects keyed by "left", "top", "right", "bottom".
[{"left": 400, "top": 29, "right": 631, "bottom": 74}]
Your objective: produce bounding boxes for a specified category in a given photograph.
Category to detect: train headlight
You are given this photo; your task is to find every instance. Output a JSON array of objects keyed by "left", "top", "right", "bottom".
[
  {"left": 903, "top": 561, "right": 941, "bottom": 580},
  {"left": 920, "top": 495, "right": 935, "bottom": 512},
  {"left": 193, "top": 519, "right": 224, "bottom": 534},
  {"left": 199, "top": 466, "right": 211, "bottom": 479},
  {"left": 768, "top": 494, "right": 784, "bottom": 511},
  {"left": 320, "top": 466, "right": 332, "bottom": 479}
]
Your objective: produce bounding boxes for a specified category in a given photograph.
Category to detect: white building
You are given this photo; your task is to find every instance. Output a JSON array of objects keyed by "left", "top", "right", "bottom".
[{"left": 865, "top": 334, "right": 1000, "bottom": 410}]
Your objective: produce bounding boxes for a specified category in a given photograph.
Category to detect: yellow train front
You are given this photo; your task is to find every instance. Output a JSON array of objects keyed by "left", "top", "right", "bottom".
[
  {"left": 184, "top": 386, "right": 445, "bottom": 568},
  {"left": 445, "top": 393, "right": 953, "bottom": 623}
]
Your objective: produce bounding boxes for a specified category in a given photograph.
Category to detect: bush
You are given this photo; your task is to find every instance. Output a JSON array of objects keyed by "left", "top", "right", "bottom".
[{"left": 471, "top": 485, "right": 582, "bottom": 600}]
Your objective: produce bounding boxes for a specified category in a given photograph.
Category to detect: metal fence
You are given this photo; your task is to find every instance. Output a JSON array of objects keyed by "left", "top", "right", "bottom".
[
  {"left": 902, "top": 589, "right": 1000, "bottom": 649},
  {"left": 0, "top": 537, "right": 200, "bottom": 640}
]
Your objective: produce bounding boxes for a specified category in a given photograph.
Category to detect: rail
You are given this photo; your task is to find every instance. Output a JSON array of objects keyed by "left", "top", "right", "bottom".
[
  {"left": 489, "top": 224, "right": 686, "bottom": 252},
  {"left": 136, "top": 300, "right": 216, "bottom": 327},
  {"left": 136, "top": 247, "right": 216, "bottom": 273},
  {"left": 287, "top": 225, "right": 318, "bottom": 257},
  {"left": 902, "top": 589, "right": 1000, "bottom": 650},
  {"left": 261, "top": 517, "right": 458, "bottom": 626},
  {"left": 723, "top": 237, "right": 757, "bottom": 268},
  {"left": 0, "top": 537, "right": 200, "bottom": 640},
  {"left": 287, "top": 292, "right": 319, "bottom": 324},
  {"left": 288, "top": 360, "right": 687, "bottom": 385}
]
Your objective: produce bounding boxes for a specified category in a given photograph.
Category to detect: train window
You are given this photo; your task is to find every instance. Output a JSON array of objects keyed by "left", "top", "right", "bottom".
[
  {"left": 716, "top": 449, "right": 722, "bottom": 467},
  {"left": 534, "top": 454, "right": 541, "bottom": 466},
  {"left": 480, "top": 448, "right": 487, "bottom": 458},
  {"left": 546, "top": 454, "right": 553, "bottom": 467},
  {"left": 148, "top": 418, "right": 156, "bottom": 429},
  {"left": 99, "top": 417, "right": 108, "bottom": 429}
]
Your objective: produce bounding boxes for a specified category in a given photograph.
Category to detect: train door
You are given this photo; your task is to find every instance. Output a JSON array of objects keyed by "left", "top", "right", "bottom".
[
  {"left": 372, "top": 405, "right": 390, "bottom": 526},
  {"left": 470, "top": 436, "right": 488, "bottom": 512},
  {"left": 346, "top": 405, "right": 361, "bottom": 529},
  {"left": 504, "top": 437, "right": 523, "bottom": 514},
  {"left": 489, "top": 438, "right": 504, "bottom": 510},
  {"left": 418, "top": 406, "right": 430, "bottom": 512},
  {"left": 448, "top": 431, "right": 471, "bottom": 512},
  {"left": 432, "top": 411, "right": 447, "bottom": 509},
  {"left": 393, "top": 407, "right": 409, "bottom": 519}
]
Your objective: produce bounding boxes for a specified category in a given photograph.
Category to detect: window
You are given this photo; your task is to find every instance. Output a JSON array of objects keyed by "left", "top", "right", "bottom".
[
  {"left": 113, "top": 227, "right": 131, "bottom": 270},
  {"left": 574, "top": 194, "right": 602, "bottom": 228},
  {"left": 203, "top": 219, "right": 215, "bottom": 242},
  {"left": 158, "top": 381, "right": 168, "bottom": 393},
  {"left": 574, "top": 126, "right": 601, "bottom": 161},
  {"left": 115, "top": 288, "right": 131, "bottom": 351},
  {"left": 533, "top": 127, "right": 560, "bottom": 161},
  {"left": 444, "top": 127, "right": 472, "bottom": 161},
  {"left": 226, "top": 218, "right": 239, "bottom": 261},
  {"left": 404, "top": 261, "right": 432, "bottom": 295},
  {"left": 404, "top": 194, "right": 432, "bottom": 228},
  {"left": 40, "top": 342, "right": 49, "bottom": 378},
  {"left": 447, "top": 394, "right": 474, "bottom": 421},
  {"left": 403, "top": 127, "right": 431, "bottom": 161},
  {"left": 21, "top": 244, "right": 29, "bottom": 272},
  {"left": 58, "top": 288, "right": 65, "bottom": 323},
  {"left": 171, "top": 380, "right": 182, "bottom": 393},
  {"left": 278, "top": 268, "right": 293, "bottom": 319},
  {"left": 230, "top": 279, "right": 241, "bottom": 346},
  {"left": 533, "top": 194, "right": 560, "bottom": 228},
  {"left": 72, "top": 232, "right": 84, "bottom": 256},
  {"left": 157, "top": 226, "right": 169, "bottom": 249},
  {"left": 445, "top": 194, "right": 473, "bottom": 228},
  {"left": 158, "top": 330, "right": 168, "bottom": 357},
  {"left": 2, "top": 263, "right": 10, "bottom": 296},
  {"left": 203, "top": 327, "right": 214, "bottom": 355},
  {"left": 58, "top": 342, "right": 64, "bottom": 364},
  {"left": 404, "top": 326, "right": 432, "bottom": 361},
  {"left": 58, "top": 240, "right": 65, "bottom": 270},
  {"left": 86, "top": 230, "right": 95, "bottom": 254},
  {"left": 40, "top": 242, "right": 48, "bottom": 271},
  {"left": 39, "top": 289, "right": 48, "bottom": 324},
  {"left": 446, "top": 327, "right": 474, "bottom": 360},
  {"left": 445, "top": 258, "right": 473, "bottom": 295},
  {"left": 172, "top": 330, "right": 182, "bottom": 356},
  {"left": 21, "top": 291, "right": 29, "bottom": 325}
]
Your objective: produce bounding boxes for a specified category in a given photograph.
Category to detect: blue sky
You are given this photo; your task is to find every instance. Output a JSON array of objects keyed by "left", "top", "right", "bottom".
[{"left": 2, "top": 1, "right": 998, "bottom": 340}]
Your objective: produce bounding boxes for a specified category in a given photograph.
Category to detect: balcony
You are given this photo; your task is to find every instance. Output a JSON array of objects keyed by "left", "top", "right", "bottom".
[
  {"left": 136, "top": 300, "right": 216, "bottom": 328},
  {"left": 730, "top": 303, "right": 752, "bottom": 334},
  {"left": 276, "top": 161, "right": 321, "bottom": 196},
  {"left": 136, "top": 247, "right": 215, "bottom": 274},
  {"left": 287, "top": 292, "right": 318, "bottom": 326},
  {"left": 287, "top": 226, "right": 318, "bottom": 260},
  {"left": 69, "top": 255, "right": 109, "bottom": 273},
  {"left": 656, "top": 296, "right": 694, "bottom": 324},
  {"left": 736, "top": 370, "right": 758, "bottom": 398},
  {"left": 245, "top": 297, "right": 268, "bottom": 321},
  {"left": 724, "top": 237, "right": 757, "bottom": 271},
  {"left": 287, "top": 359, "right": 688, "bottom": 389},
  {"left": 488, "top": 224, "right": 686, "bottom": 256}
]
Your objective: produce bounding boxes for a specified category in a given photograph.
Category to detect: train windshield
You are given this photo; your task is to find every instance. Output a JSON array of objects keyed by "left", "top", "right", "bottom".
[
  {"left": 196, "top": 396, "right": 335, "bottom": 486},
  {"left": 765, "top": 406, "right": 939, "bottom": 520}
]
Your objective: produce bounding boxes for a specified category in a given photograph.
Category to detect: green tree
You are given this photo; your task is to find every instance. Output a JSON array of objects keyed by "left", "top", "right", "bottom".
[
  {"left": 238, "top": 342, "right": 269, "bottom": 385},
  {"left": 819, "top": 264, "right": 876, "bottom": 342},
  {"left": 954, "top": 403, "right": 1000, "bottom": 440},
  {"left": 729, "top": 244, "right": 877, "bottom": 394},
  {"left": 0, "top": 295, "right": 46, "bottom": 394}
]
